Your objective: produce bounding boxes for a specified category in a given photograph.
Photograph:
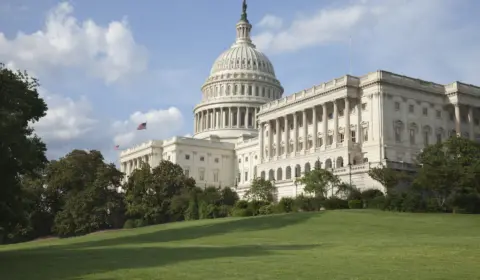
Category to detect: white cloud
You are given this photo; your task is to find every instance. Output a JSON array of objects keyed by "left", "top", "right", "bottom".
[
  {"left": 252, "top": 0, "right": 480, "bottom": 84},
  {"left": 33, "top": 90, "right": 97, "bottom": 142},
  {"left": 257, "top": 14, "right": 283, "bottom": 30},
  {"left": 112, "top": 107, "right": 184, "bottom": 148},
  {"left": 0, "top": 2, "right": 147, "bottom": 84}
]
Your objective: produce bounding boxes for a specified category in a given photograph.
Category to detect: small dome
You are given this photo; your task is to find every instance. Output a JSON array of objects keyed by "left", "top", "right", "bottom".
[{"left": 210, "top": 44, "right": 276, "bottom": 76}]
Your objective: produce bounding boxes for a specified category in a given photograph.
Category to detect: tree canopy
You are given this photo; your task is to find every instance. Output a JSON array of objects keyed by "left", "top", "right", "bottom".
[{"left": 0, "top": 64, "right": 48, "bottom": 239}]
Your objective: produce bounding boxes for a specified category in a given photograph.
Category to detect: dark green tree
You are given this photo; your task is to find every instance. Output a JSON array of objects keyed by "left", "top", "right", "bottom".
[
  {"left": 45, "top": 150, "right": 125, "bottom": 237},
  {"left": 0, "top": 64, "right": 48, "bottom": 240},
  {"left": 415, "top": 136, "right": 480, "bottom": 212}
]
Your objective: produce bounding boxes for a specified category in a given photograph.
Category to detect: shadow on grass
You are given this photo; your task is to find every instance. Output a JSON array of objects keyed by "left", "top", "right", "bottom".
[
  {"left": 72, "top": 211, "right": 319, "bottom": 249},
  {"left": 0, "top": 212, "right": 321, "bottom": 280},
  {"left": 1, "top": 243, "right": 319, "bottom": 280}
]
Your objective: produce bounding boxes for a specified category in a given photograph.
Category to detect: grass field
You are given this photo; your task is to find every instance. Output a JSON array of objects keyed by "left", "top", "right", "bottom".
[{"left": 1, "top": 210, "right": 479, "bottom": 280}]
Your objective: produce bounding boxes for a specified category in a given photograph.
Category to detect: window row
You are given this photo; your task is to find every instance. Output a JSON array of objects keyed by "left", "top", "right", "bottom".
[
  {"left": 184, "top": 168, "right": 220, "bottom": 183},
  {"left": 204, "top": 84, "right": 280, "bottom": 99}
]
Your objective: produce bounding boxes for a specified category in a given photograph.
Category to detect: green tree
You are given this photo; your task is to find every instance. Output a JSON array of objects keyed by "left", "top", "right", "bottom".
[
  {"left": 295, "top": 169, "right": 340, "bottom": 198},
  {"left": 415, "top": 136, "right": 480, "bottom": 212},
  {"left": 367, "top": 166, "right": 404, "bottom": 192},
  {"left": 0, "top": 64, "right": 48, "bottom": 239},
  {"left": 244, "top": 177, "right": 277, "bottom": 202},
  {"left": 124, "top": 160, "right": 196, "bottom": 224},
  {"left": 220, "top": 187, "right": 239, "bottom": 206},
  {"left": 45, "top": 150, "right": 125, "bottom": 237}
]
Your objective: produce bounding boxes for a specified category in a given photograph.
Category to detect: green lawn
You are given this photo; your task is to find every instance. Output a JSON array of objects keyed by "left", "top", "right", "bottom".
[{"left": 1, "top": 210, "right": 479, "bottom": 280}]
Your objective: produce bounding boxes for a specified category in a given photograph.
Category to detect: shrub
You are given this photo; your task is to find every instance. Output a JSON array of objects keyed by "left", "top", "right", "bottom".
[
  {"left": 366, "top": 196, "right": 385, "bottom": 209},
  {"left": 294, "top": 195, "right": 323, "bottom": 212},
  {"left": 258, "top": 204, "right": 274, "bottom": 215},
  {"left": 232, "top": 208, "right": 253, "bottom": 217},
  {"left": 401, "top": 191, "right": 425, "bottom": 212},
  {"left": 123, "top": 219, "right": 136, "bottom": 229},
  {"left": 217, "top": 205, "right": 232, "bottom": 218},
  {"left": 276, "top": 197, "right": 296, "bottom": 213},
  {"left": 348, "top": 200, "right": 363, "bottom": 209},
  {"left": 347, "top": 188, "right": 363, "bottom": 200},
  {"left": 248, "top": 200, "right": 269, "bottom": 216},
  {"left": 361, "top": 189, "right": 384, "bottom": 200},
  {"left": 235, "top": 200, "right": 249, "bottom": 209},
  {"left": 134, "top": 219, "right": 148, "bottom": 228},
  {"left": 322, "top": 197, "right": 349, "bottom": 210}
]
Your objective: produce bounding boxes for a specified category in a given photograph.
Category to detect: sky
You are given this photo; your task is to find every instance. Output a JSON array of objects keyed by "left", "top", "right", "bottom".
[{"left": 1, "top": 0, "right": 480, "bottom": 164}]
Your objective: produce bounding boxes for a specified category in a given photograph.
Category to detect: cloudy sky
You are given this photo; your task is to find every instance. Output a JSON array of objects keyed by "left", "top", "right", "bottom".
[{"left": 1, "top": 0, "right": 479, "bottom": 164}]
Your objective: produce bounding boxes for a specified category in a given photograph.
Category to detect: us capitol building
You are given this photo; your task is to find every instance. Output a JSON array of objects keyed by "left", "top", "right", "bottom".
[{"left": 119, "top": 1, "right": 480, "bottom": 199}]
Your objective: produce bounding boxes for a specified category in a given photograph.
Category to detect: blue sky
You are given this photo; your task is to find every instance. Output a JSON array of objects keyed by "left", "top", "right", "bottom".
[{"left": 1, "top": 0, "right": 480, "bottom": 163}]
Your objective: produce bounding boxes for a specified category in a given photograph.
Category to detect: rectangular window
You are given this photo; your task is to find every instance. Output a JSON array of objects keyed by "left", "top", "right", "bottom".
[
  {"left": 409, "top": 129, "right": 415, "bottom": 144},
  {"left": 199, "top": 169, "right": 205, "bottom": 181},
  {"left": 351, "top": 130, "right": 356, "bottom": 143},
  {"left": 339, "top": 133, "right": 344, "bottom": 143},
  {"left": 424, "top": 132, "right": 429, "bottom": 146},
  {"left": 423, "top": 108, "right": 428, "bottom": 116},
  {"left": 213, "top": 171, "right": 219, "bottom": 182},
  {"left": 395, "top": 127, "right": 401, "bottom": 142},
  {"left": 409, "top": 104, "right": 414, "bottom": 113},
  {"left": 362, "top": 103, "right": 367, "bottom": 110},
  {"left": 185, "top": 154, "right": 190, "bottom": 160},
  {"left": 436, "top": 133, "right": 442, "bottom": 144},
  {"left": 184, "top": 168, "right": 190, "bottom": 177},
  {"left": 363, "top": 128, "right": 369, "bottom": 142},
  {"left": 436, "top": 110, "right": 441, "bottom": 118},
  {"left": 244, "top": 172, "right": 248, "bottom": 181},
  {"left": 328, "top": 135, "right": 333, "bottom": 145},
  {"left": 395, "top": 102, "right": 400, "bottom": 111}
]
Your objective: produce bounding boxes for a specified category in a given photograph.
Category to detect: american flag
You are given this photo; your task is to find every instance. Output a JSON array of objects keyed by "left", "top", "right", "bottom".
[{"left": 137, "top": 122, "right": 147, "bottom": 130}]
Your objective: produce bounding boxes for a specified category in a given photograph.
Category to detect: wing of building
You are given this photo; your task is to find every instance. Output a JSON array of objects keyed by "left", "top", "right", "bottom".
[{"left": 119, "top": 1, "right": 480, "bottom": 199}]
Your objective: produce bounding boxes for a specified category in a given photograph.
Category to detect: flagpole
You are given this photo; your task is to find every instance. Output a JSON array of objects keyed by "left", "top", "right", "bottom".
[{"left": 348, "top": 35, "right": 352, "bottom": 75}]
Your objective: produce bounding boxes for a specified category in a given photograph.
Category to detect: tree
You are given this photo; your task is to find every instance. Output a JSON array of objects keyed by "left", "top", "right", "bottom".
[
  {"left": 244, "top": 177, "right": 277, "bottom": 202},
  {"left": 0, "top": 64, "right": 48, "bottom": 239},
  {"left": 45, "top": 150, "right": 125, "bottom": 237},
  {"left": 220, "top": 187, "right": 239, "bottom": 206},
  {"left": 367, "top": 166, "right": 404, "bottom": 192},
  {"left": 124, "top": 160, "right": 196, "bottom": 224},
  {"left": 415, "top": 136, "right": 480, "bottom": 212},
  {"left": 296, "top": 169, "right": 340, "bottom": 198}
]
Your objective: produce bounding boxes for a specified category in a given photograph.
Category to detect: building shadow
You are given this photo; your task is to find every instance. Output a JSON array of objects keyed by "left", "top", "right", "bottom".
[
  {"left": 1, "top": 243, "right": 320, "bottom": 280},
  {"left": 69, "top": 211, "right": 319, "bottom": 249}
]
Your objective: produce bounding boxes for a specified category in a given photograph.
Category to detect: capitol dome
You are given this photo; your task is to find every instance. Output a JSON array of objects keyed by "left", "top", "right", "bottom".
[
  {"left": 193, "top": 0, "right": 283, "bottom": 143},
  {"left": 209, "top": 43, "right": 276, "bottom": 77}
]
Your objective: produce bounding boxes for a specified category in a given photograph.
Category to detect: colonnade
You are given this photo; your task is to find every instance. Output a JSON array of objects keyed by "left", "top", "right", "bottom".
[
  {"left": 259, "top": 97, "right": 370, "bottom": 162},
  {"left": 455, "top": 103, "right": 477, "bottom": 140},
  {"left": 120, "top": 154, "right": 153, "bottom": 176},
  {"left": 194, "top": 106, "right": 260, "bottom": 133}
]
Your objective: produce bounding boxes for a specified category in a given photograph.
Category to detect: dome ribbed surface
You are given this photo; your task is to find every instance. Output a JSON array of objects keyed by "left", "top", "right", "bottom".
[{"left": 210, "top": 45, "right": 276, "bottom": 76}]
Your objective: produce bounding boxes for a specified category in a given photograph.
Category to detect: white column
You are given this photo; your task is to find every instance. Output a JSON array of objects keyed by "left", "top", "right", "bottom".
[
  {"left": 259, "top": 122, "right": 264, "bottom": 162},
  {"left": 245, "top": 107, "right": 249, "bottom": 127},
  {"left": 268, "top": 121, "right": 273, "bottom": 159},
  {"left": 293, "top": 112, "right": 298, "bottom": 152},
  {"left": 237, "top": 107, "right": 241, "bottom": 127},
  {"left": 468, "top": 106, "right": 474, "bottom": 140},
  {"left": 323, "top": 103, "right": 328, "bottom": 149},
  {"left": 312, "top": 106, "right": 317, "bottom": 150},
  {"left": 345, "top": 97, "right": 351, "bottom": 143},
  {"left": 357, "top": 99, "right": 362, "bottom": 144},
  {"left": 303, "top": 109, "right": 307, "bottom": 152},
  {"left": 333, "top": 100, "right": 339, "bottom": 144},
  {"left": 284, "top": 116, "right": 288, "bottom": 155},
  {"left": 253, "top": 109, "right": 257, "bottom": 129},
  {"left": 222, "top": 108, "right": 226, "bottom": 128},
  {"left": 229, "top": 108, "right": 233, "bottom": 128},
  {"left": 276, "top": 118, "right": 281, "bottom": 156},
  {"left": 455, "top": 103, "right": 461, "bottom": 135}
]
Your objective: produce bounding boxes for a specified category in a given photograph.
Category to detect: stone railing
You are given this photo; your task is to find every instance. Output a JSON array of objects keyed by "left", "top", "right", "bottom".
[
  {"left": 259, "top": 75, "right": 359, "bottom": 113},
  {"left": 120, "top": 140, "right": 163, "bottom": 156}
]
